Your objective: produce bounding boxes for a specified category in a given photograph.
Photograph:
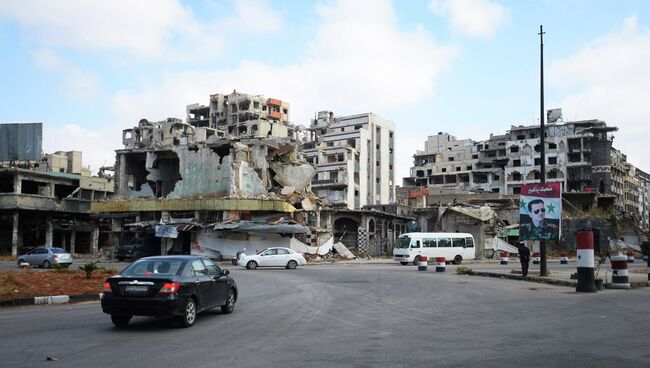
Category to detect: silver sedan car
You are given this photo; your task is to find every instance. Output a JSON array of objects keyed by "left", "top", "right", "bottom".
[{"left": 17, "top": 247, "right": 73, "bottom": 268}]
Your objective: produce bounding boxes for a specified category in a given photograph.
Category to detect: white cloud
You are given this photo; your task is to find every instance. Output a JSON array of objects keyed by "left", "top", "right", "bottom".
[
  {"left": 43, "top": 123, "right": 123, "bottom": 174},
  {"left": 0, "top": 0, "right": 226, "bottom": 60},
  {"left": 223, "top": 0, "right": 282, "bottom": 33},
  {"left": 548, "top": 15, "right": 650, "bottom": 171},
  {"left": 113, "top": 0, "right": 457, "bottom": 127},
  {"left": 31, "top": 48, "right": 101, "bottom": 101},
  {"left": 429, "top": 0, "right": 508, "bottom": 38}
]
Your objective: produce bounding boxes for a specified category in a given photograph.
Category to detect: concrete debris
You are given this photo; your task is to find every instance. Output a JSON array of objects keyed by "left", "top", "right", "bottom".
[
  {"left": 301, "top": 197, "right": 315, "bottom": 211},
  {"left": 270, "top": 162, "right": 316, "bottom": 192},
  {"left": 281, "top": 186, "right": 296, "bottom": 195},
  {"left": 333, "top": 242, "right": 356, "bottom": 259}
]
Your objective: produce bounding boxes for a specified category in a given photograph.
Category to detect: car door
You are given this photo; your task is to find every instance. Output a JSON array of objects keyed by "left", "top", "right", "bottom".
[
  {"left": 32, "top": 248, "right": 48, "bottom": 266},
  {"left": 275, "top": 248, "right": 292, "bottom": 267},
  {"left": 190, "top": 259, "right": 216, "bottom": 309},
  {"left": 202, "top": 259, "right": 227, "bottom": 305},
  {"left": 258, "top": 248, "right": 278, "bottom": 267}
]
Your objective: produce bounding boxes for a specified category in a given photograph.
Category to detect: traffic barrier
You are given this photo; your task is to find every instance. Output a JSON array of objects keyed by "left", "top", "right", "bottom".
[
  {"left": 500, "top": 252, "right": 509, "bottom": 265},
  {"left": 610, "top": 254, "right": 630, "bottom": 289},
  {"left": 643, "top": 255, "right": 648, "bottom": 262},
  {"left": 435, "top": 257, "right": 446, "bottom": 272},
  {"left": 627, "top": 251, "right": 635, "bottom": 264},
  {"left": 532, "top": 252, "right": 540, "bottom": 265},
  {"left": 575, "top": 231, "right": 597, "bottom": 293},
  {"left": 418, "top": 256, "right": 428, "bottom": 271},
  {"left": 560, "top": 253, "right": 568, "bottom": 265}
]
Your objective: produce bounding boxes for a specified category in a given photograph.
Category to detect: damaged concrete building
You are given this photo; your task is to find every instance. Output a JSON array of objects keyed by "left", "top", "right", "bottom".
[
  {"left": 0, "top": 123, "right": 114, "bottom": 256},
  {"left": 303, "top": 111, "right": 396, "bottom": 209},
  {"left": 92, "top": 92, "right": 410, "bottom": 259},
  {"left": 400, "top": 109, "right": 649, "bottom": 255},
  {"left": 403, "top": 109, "right": 646, "bottom": 217}
]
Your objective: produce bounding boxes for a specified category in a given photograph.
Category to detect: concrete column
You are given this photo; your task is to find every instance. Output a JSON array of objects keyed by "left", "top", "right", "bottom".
[
  {"left": 13, "top": 174, "right": 21, "bottom": 193},
  {"left": 11, "top": 211, "right": 19, "bottom": 256},
  {"left": 45, "top": 218, "right": 53, "bottom": 247},
  {"left": 49, "top": 182, "right": 56, "bottom": 198},
  {"left": 70, "top": 231, "right": 76, "bottom": 256},
  {"left": 91, "top": 227, "right": 99, "bottom": 256}
]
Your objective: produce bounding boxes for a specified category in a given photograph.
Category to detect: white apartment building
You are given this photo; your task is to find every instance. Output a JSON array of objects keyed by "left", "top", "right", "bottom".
[{"left": 303, "top": 111, "right": 395, "bottom": 209}]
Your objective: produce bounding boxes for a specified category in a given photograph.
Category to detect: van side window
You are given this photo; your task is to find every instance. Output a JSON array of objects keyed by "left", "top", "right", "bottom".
[
  {"left": 423, "top": 238, "right": 437, "bottom": 248},
  {"left": 466, "top": 237, "right": 474, "bottom": 248},
  {"left": 453, "top": 238, "right": 465, "bottom": 248},
  {"left": 411, "top": 240, "right": 421, "bottom": 249},
  {"left": 438, "top": 238, "right": 451, "bottom": 247}
]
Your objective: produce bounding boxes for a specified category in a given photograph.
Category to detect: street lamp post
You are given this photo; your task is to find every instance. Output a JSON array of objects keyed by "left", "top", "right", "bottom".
[{"left": 539, "top": 25, "right": 548, "bottom": 276}]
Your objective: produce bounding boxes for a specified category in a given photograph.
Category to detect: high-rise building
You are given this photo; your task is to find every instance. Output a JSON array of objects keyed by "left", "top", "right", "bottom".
[{"left": 303, "top": 111, "right": 395, "bottom": 209}]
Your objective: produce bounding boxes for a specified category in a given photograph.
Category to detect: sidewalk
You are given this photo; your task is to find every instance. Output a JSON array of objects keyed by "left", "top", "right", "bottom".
[{"left": 464, "top": 263, "right": 649, "bottom": 289}]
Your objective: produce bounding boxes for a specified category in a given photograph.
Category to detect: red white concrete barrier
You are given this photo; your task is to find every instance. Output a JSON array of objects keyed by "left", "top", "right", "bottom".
[
  {"left": 418, "top": 256, "right": 428, "bottom": 271},
  {"left": 626, "top": 251, "right": 635, "bottom": 264},
  {"left": 560, "top": 253, "right": 568, "bottom": 264},
  {"left": 435, "top": 257, "right": 446, "bottom": 272},
  {"left": 532, "top": 252, "right": 540, "bottom": 265},
  {"left": 610, "top": 254, "right": 630, "bottom": 289},
  {"left": 500, "top": 252, "right": 509, "bottom": 265},
  {"left": 576, "top": 231, "right": 597, "bottom": 293}
]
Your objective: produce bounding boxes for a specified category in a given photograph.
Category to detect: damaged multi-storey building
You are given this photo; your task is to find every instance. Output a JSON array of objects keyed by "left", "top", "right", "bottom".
[
  {"left": 92, "top": 91, "right": 412, "bottom": 259},
  {"left": 0, "top": 123, "right": 114, "bottom": 256},
  {"left": 401, "top": 109, "right": 649, "bottom": 254}
]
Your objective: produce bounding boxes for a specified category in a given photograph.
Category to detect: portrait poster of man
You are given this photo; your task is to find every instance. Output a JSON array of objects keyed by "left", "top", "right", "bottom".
[{"left": 519, "top": 182, "right": 561, "bottom": 241}]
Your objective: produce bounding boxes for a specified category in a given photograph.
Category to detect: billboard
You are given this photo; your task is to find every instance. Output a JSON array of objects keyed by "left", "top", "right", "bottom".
[
  {"left": 519, "top": 182, "right": 561, "bottom": 241},
  {"left": 0, "top": 123, "right": 43, "bottom": 161}
]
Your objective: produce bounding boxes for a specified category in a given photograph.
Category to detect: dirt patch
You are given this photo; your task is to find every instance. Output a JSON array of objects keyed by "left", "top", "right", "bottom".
[{"left": 0, "top": 269, "right": 115, "bottom": 302}]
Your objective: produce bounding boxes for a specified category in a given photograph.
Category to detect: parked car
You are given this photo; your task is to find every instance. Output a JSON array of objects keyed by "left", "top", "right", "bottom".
[
  {"left": 238, "top": 247, "right": 307, "bottom": 270},
  {"left": 114, "top": 238, "right": 157, "bottom": 261},
  {"left": 17, "top": 247, "right": 73, "bottom": 268},
  {"left": 101, "top": 256, "right": 237, "bottom": 328}
]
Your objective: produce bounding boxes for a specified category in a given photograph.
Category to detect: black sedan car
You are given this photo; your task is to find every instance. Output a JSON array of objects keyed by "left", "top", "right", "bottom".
[{"left": 101, "top": 255, "right": 237, "bottom": 328}]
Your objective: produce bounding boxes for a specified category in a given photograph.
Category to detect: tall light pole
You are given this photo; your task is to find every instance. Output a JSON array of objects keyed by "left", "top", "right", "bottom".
[{"left": 539, "top": 25, "right": 548, "bottom": 276}]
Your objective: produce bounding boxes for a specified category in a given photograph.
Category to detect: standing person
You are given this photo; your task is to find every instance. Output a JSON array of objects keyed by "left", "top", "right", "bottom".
[{"left": 517, "top": 242, "right": 531, "bottom": 279}]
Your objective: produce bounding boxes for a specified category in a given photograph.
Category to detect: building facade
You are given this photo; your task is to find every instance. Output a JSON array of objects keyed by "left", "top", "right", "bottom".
[{"left": 303, "top": 111, "right": 396, "bottom": 209}]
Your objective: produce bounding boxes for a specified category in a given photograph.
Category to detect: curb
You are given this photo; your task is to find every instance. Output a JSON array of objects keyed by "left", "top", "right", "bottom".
[
  {"left": 0, "top": 293, "right": 102, "bottom": 308},
  {"left": 466, "top": 271, "right": 648, "bottom": 289}
]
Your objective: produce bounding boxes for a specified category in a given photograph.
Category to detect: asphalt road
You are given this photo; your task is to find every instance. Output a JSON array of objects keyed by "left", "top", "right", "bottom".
[{"left": 1, "top": 264, "right": 649, "bottom": 368}]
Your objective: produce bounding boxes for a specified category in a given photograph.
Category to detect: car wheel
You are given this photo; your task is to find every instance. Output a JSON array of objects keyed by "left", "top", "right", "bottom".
[
  {"left": 453, "top": 255, "right": 462, "bottom": 265},
  {"left": 221, "top": 288, "right": 236, "bottom": 314},
  {"left": 43, "top": 260, "right": 51, "bottom": 269},
  {"left": 413, "top": 256, "right": 420, "bottom": 266},
  {"left": 111, "top": 315, "right": 131, "bottom": 327},
  {"left": 286, "top": 260, "right": 298, "bottom": 269},
  {"left": 246, "top": 261, "right": 258, "bottom": 270},
  {"left": 179, "top": 297, "right": 197, "bottom": 328},
  {"left": 400, "top": 262, "right": 408, "bottom": 266}
]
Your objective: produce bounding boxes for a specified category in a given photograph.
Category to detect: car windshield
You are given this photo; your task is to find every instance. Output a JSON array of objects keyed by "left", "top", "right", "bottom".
[
  {"left": 121, "top": 259, "right": 184, "bottom": 276},
  {"left": 395, "top": 237, "right": 411, "bottom": 248},
  {"left": 256, "top": 249, "right": 268, "bottom": 255},
  {"left": 51, "top": 248, "right": 66, "bottom": 253}
]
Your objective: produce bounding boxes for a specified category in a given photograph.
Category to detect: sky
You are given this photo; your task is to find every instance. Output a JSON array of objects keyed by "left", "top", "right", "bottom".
[{"left": 1, "top": 0, "right": 649, "bottom": 181}]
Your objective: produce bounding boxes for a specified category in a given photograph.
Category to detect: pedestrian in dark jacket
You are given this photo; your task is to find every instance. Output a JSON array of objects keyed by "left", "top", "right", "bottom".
[{"left": 517, "top": 242, "right": 531, "bottom": 278}]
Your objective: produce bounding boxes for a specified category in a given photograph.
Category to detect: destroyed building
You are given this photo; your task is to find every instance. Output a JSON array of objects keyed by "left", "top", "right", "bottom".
[
  {"left": 303, "top": 111, "right": 396, "bottom": 209},
  {"left": 0, "top": 123, "right": 114, "bottom": 256},
  {"left": 92, "top": 92, "right": 410, "bottom": 259},
  {"left": 403, "top": 109, "right": 648, "bottom": 221}
]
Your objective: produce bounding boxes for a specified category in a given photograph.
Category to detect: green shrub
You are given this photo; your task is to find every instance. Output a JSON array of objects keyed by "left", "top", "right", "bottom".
[
  {"left": 53, "top": 264, "right": 70, "bottom": 272},
  {"left": 78, "top": 261, "right": 100, "bottom": 279}
]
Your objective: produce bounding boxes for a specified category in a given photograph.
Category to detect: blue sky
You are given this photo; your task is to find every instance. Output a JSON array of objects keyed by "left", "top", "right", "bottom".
[{"left": 1, "top": 0, "right": 649, "bottom": 179}]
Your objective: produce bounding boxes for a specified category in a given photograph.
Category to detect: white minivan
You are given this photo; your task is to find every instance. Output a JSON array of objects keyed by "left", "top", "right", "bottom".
[{"left": 393, "top": 232, "right": 475, "bottom": 265}]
